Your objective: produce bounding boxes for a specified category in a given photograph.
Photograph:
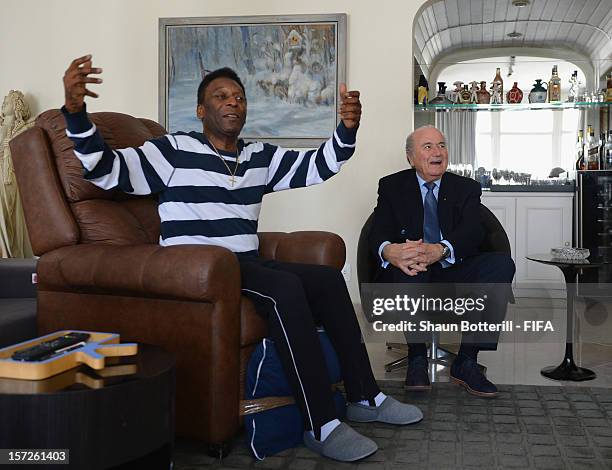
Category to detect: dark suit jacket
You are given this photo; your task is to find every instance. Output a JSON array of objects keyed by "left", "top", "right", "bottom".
[{"left": 368, "top": 169, "right": 484, "bottom": 268}]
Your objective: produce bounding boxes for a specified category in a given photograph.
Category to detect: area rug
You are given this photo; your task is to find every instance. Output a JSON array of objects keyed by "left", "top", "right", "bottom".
[{"left": 173, "top": 381, "right": 612, "bottom": 470}]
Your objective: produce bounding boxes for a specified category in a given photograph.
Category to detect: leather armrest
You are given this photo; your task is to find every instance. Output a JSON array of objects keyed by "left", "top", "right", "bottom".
[
  {"left": 37, "top": 243, "right": 240, "bottom": 303},
  {"left": 258, "top": 231, "right": 345, "bottom": 270}
]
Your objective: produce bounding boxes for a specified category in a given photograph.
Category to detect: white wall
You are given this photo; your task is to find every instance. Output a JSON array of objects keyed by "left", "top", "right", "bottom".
[{"left": 1, "top": 0, "right": 425, "bottom": 300}]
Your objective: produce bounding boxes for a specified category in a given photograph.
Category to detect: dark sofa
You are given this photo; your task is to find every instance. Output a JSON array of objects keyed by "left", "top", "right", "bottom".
[{"left": 0, "top": 258, "right": 37, "bottom": 348}]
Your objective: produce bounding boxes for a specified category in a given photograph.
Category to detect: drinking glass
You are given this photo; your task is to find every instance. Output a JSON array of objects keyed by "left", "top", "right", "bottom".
[
  {"left": 492, "top": 168, "right": 501, "bottom": 185},
  {"left": 465, "top": 163, "right": 473, "bottom": 179},
  {"left": 501, "top": 169, "right": 510, "bottom": 184}
]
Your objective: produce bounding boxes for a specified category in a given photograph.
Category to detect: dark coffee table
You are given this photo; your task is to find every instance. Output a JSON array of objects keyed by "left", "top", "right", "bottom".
[
  {"left": 526, "top": 254, "right": 605, "bottom": 381},
  {"left": 0, "top": 344, "right": 175, "bottom": 469}
]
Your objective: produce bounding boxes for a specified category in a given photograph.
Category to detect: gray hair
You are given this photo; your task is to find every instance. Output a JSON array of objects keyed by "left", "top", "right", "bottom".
[{"left": 405, "top": 125, "right": 442, "bottom": 157}]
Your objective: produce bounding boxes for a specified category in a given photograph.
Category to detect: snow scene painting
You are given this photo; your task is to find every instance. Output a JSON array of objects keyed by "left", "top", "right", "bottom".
[{"left": 163, "top": 16, "right": 344, "bottom": 145}]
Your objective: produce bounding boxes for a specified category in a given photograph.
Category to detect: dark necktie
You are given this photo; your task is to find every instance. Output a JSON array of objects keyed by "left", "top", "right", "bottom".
[{"left": 423, "top": 181, "right": 441, "bottom": 243}]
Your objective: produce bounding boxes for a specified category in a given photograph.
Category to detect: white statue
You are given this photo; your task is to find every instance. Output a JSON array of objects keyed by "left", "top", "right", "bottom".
[
  {"left": 469, "top": 81, "right": 479, "bottom": 104},
  {"left": 449, "top": 81, "right": 463, "bottom": 103},
  {"left": 0, "top": 90, "right": 34, "bottom": 258},
  {"left": 490, "top": 82, "right": 502, "bottom": 104}
]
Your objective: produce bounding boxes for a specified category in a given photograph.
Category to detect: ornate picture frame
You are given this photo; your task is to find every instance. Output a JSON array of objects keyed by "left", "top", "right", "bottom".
[{"left": 159, "top": 14, "right": 347, "bottom": 148}]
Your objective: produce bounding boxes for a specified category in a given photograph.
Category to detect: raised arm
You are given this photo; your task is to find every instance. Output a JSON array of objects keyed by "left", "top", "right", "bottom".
[
  {"left": 62, "top": 55, "right": 176, "bottom": 195},
  {"left": 264, "top": 84, "right": 362, "bottom": 193},
  {"left": 63, "top": 54, "right": 103, "bottom": 113}
]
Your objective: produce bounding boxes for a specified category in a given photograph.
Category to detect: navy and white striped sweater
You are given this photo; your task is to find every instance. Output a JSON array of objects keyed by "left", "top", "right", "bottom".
[{"left": 62, "top": 106, "right": 357, "bottom": 254}]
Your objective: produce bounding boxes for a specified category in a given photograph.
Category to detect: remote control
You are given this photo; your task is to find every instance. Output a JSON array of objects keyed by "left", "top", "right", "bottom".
[{"left": 11, "top": 332, "right": 90, "bottom": 362}]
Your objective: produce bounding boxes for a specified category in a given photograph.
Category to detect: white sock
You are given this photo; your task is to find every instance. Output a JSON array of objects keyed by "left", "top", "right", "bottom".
[
  {"left": 357, "top": 391, "right": 387, "bottom": 407},
  {"left": 308, "top": 418, "right": 341, "bottom": 442}
]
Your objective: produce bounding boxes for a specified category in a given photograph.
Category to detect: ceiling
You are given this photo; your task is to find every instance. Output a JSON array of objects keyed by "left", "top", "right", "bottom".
[{"left": 414, "top": 0, "right": 612, "bottom": 81}]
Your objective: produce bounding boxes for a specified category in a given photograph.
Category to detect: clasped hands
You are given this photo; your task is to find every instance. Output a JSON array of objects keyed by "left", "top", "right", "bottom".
[{"left": 382, "top": 240, "right": 445, "bottom": 276}]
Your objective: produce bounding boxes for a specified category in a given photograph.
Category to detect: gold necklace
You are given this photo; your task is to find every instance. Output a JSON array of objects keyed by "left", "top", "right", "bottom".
[{"left": 207, "top": 138, "right": 240, "bottom": 186}]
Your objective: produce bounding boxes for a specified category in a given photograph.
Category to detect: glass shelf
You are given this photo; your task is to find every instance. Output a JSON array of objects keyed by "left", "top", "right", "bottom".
[{"left": 415, "top": 102, "right": 611, "bottom": 112}]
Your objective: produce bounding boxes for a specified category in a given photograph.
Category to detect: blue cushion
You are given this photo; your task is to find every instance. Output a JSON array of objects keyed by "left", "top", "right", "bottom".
[{"left": 245, "top": 330, "right": 345, "bottom": 459}]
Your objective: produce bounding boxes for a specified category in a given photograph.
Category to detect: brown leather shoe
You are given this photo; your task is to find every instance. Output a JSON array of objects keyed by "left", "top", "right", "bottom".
[{"left": 450, "top": 357, "right": 498, "bottom": 398}]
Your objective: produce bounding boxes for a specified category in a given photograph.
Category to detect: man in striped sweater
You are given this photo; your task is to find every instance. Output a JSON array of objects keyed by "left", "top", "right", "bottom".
[{"left": 62, "top": 54, "right": 422, "bottom": 462}]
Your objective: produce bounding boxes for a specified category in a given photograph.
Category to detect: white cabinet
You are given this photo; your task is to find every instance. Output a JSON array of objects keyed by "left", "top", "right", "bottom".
[
  {"left": 482, "top": 192, "right": 574, "bottom": 293},
  {"left": 515, "top": 196, "right": 573, "bottom": 289}
]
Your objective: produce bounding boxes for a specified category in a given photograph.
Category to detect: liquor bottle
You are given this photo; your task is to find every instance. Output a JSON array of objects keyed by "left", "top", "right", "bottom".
[
  {"left": 417, "top": 75, "right": 429, "bottom": 105},
  {"left": 605, "top": 130, "right": 612, "bottom": 170},
  {"left": 568, "top": 70, "right": 579, "bottom": 102},
  {"left": 477, "top": 81, "right": 491, "bottom": 104},
  {"left": 459, "top": 84, "right": 471, "bottom": 103},
  {"left": 548, "top": 65, "right": 562, "bottom": 102},
  {"left": 600, "top": 132, "right": 607, "bottom": 170},
  {"left": 575, "top": 130, "right": 585, "bottom": 170},
  {"left": 492, "top": 68, "right": 504, "bottom": 103},
  {"left": 585, "top": 125, "right": 599, "bottom": 170}
]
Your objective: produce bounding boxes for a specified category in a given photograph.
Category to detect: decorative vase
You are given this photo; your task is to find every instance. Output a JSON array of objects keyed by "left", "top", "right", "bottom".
[
  {"left": 477, "top": 81, "right": 491, "bottom": 104},
  {"left": 528, "top": 79, "right": 548, "bottom": 103},
  {"left": 429, "top": 82, "right": 452, "bottom": 104},
  {"left": 506, "top": 82, "right": 523, "bottom": 103}
]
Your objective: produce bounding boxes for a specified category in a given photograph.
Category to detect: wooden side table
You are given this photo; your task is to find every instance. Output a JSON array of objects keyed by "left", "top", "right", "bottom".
[{"left": 0, "top": 344, "right": 175, "bottom": 469}]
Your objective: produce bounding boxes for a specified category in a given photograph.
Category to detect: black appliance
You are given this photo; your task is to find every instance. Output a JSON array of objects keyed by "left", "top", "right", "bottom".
[{"left": 576, "top": 170, "right": 612, "bottom": 296}]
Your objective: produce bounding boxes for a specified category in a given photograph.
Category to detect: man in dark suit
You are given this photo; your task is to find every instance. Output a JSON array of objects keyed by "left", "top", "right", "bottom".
[{"left": 368, "top": 125, "right": 514, "bottom": 397}]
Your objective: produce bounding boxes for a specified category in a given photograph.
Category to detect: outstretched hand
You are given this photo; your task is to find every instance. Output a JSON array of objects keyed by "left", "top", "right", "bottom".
[
  {"left": 63, "top": 54, "right": 103, "bottom": 113},
  {"left": 338, "top": 83, "right": 361, "bottom": 129}
]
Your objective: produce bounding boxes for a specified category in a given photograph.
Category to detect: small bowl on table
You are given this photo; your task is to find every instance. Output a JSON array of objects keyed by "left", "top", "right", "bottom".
[{"left": 550, "top": 248, "right": 590, "bottom": 261}]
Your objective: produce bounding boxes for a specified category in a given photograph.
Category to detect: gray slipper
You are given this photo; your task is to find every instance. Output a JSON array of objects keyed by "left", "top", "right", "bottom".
[
  {"left": 303, "top": 422, "right": 378, "bottom": 462},
  {"left": 346, "top": 396, "right": 423, "bottom": 425}
]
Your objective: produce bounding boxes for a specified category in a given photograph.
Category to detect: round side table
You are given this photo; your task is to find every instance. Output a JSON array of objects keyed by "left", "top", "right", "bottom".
[{"left": 526, "top": 254, "right": 604, "bottom": 381}]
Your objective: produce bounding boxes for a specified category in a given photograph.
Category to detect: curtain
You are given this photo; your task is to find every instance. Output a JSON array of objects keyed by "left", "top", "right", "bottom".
[{"left": 435, "top": 111, "right": 477, "bottom": 167}]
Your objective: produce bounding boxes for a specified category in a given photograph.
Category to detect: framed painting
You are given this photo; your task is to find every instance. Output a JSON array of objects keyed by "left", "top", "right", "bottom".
[{"left": 159, "top": 14, "right": 347, "bottom": 148}]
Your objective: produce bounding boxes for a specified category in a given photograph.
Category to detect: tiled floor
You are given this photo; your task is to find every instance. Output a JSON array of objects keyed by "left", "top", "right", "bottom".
[{"left": 360, "top": 295, "right": 612, "bottom": 389}]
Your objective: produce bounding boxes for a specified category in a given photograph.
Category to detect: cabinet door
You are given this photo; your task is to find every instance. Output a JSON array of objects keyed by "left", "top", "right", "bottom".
[
  {"left": 515, "top": 196, "right": 573, "bottom": 289},
  {"left": 481, "top": 196, "right": 516, "bottom": 260}
]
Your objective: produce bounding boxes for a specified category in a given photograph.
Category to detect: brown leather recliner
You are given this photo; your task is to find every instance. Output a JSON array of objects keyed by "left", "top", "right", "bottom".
[{"left": 9, "top": 109, "right": 346, "bottom": 452}]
